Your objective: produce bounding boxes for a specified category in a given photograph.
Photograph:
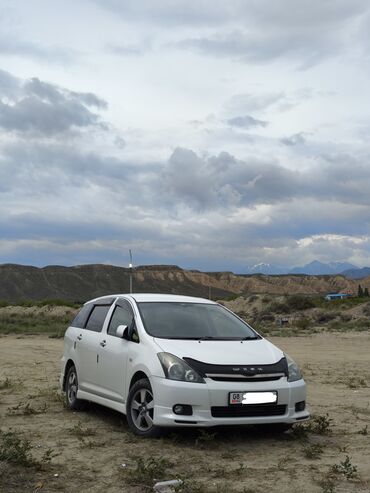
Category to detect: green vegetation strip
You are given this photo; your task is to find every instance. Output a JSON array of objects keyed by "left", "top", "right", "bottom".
[
  {"left": 0, "top": 299, "right": 79, "bottom": 308},
  {"left": 0, "top": 313, "right": 73, "bottom": 336}
]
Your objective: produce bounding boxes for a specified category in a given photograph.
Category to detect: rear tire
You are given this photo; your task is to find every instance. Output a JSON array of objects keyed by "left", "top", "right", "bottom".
[
  {"left": 65, "top": 365, "right": 86, "bottom": 411},
  {"left": 126, "top": 378, "right": 161, "bottom": 437}
]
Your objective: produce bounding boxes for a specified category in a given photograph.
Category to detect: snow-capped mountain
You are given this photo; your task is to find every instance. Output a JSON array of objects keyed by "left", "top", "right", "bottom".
[
  {"left": 245, "top": 260, "right": 358, "bottom": 276},
  {"left": 245, "top": 263, "right": 286, "bottom": 275},
  {"left": 289, "top": 261, "right": 357, "bottom": 275}
]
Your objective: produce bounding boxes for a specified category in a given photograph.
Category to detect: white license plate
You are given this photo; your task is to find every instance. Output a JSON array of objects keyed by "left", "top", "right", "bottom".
[{"left": 229, "top": 391, "right": 278, "bottom": 405}]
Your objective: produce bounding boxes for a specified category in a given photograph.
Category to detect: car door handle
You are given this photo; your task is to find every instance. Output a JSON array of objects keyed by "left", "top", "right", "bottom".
[
  {"left": 100, "top": 340, "right": 106, "bottom": 347},
  {"left": 77, "top": 334, "right": 82, "bottom": 341}
]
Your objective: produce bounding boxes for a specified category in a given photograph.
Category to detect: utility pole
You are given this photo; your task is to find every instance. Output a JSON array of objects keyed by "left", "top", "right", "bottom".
[{"left": 129, "top": 249, "right": 133, "bottom": 293}]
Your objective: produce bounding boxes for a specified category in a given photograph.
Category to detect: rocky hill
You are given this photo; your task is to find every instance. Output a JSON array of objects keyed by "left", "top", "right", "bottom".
[
  {"left": 0, "top": 263, "right": 369, "bottom": 302},
  {"left": 207, "top": 271, "right": 359, "bottom": 295},
  {"left": 0, "top": 264, "right": 233, "bottom": 302}
]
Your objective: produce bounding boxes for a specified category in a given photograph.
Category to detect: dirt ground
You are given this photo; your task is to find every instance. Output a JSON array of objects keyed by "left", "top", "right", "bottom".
[{"left": 0, "top": 332, "right": 369, "bottom": 493}]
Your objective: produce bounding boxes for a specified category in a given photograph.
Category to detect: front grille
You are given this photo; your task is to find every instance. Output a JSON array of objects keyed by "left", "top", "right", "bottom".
[
  {"left": 208, "top": 375, "right": 283, "bottom": 382},
  {"left": 211, "top": 404, "right": 287, "bottom": 418}
]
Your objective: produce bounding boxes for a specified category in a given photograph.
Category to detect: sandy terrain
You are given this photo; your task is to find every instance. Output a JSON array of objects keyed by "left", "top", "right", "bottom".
[{"left": 0, "top": 333, "right": 369, "bottom": 493}]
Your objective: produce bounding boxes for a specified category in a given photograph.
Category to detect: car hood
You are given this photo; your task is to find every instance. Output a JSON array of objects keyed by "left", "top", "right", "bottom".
[{"left": 152, "top": 337, "right": 283, "bottom": 365}]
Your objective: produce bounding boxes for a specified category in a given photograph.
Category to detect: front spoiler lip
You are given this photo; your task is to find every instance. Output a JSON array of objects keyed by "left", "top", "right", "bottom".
[{"left": 153, "top": 406, "right": 310, "bottom": 427}]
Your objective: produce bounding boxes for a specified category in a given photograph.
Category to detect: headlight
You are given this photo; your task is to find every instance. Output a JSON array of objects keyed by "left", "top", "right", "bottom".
[
  {"left": 286, "top": 354, "right": 302, "bottom": 382},
  {"left": 157, "top": 353, "right": 205, "bottom": 383}
]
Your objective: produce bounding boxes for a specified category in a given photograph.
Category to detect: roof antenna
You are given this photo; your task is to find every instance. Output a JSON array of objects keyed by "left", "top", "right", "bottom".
[{"left": 129, "top": 249, "right": 133, "bottom": 294}]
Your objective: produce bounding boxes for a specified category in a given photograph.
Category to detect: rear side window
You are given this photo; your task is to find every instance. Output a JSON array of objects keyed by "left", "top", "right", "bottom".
[
  {"left": 85, "top": 305, "right": 110, "bottom": 332},
  {"left": 70, "top": 304, "right": 93, "bottom": 328}
]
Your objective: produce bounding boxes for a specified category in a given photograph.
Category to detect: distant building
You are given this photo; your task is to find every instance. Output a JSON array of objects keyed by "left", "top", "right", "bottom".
[{"left": 324, "top": 293, "right": 351, "bottom": 301}]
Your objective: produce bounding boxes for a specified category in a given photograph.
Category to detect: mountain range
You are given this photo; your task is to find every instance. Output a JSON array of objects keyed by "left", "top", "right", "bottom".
[
  {"left": 340, "top": 266, "right": 370, "bottom": 280},
  {"left": 1, "top": 263, "right": 370, "bottom": 302},
  {"left": 245, "top": 260, "right": 363, "bottom": 276}
]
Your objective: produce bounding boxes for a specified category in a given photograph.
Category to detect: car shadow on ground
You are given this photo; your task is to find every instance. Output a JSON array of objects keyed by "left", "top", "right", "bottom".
[{"left": 79, "top": 401, "right": 296, "bottom": 445}]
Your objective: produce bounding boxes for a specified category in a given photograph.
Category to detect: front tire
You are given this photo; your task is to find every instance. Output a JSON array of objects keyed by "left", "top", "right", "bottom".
[
  {"left": 126, "top": 378, "right": 161, "bottom": 437},
  {"left": 65, "top": 365, "right": 86, "bottom": 411}
]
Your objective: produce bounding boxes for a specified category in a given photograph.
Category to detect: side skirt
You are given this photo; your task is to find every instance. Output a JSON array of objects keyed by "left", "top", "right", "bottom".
[{"left": 77, "top": 389, "right": 126, "bottom": 415}]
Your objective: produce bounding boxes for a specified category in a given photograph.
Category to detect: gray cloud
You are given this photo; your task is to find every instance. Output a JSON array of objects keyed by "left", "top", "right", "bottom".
[
  {"left": 3, "top": 141, "right": 370, "bottom": 213},
  {"left": 281, "top": 132, "right": 307, "bottom": 146},
  {"left": 0, "top": 96, "right": 99, "bottom": 135},
  {"left": 141, "top": 147, "right": 370, "bottom": 212},
  {"left": 0, "top": 70, "right": 107, "bottom": 136},
  {"left": 178, "top": 29, "right": 333, "bottom": 68},
  {"left": 24, "top": 78, "right": 106, "bottom": 109},
  {"left": 107, "top": 40, "right": 152, "bottom": 57},
  {"left": 0, "top": 0, "right": 369, "bottom": 274},
  {"left": 0, "top": 69, "right": 20, "bottom": 98},
  {"left": 93, "top": 0, "right": 370, "bottom": 71},
  {"left": 226, "top": 115, "right": 268, "bottom": 129},
  {"left": 93, "top": 0, "right": 230, "bottom": 26},
  {"left": 224, "top": 92, "right": 285, "bottom": 114},
  {"left": 2, "top": 135, "right": 370, "bottom": 269},
  {"left": 166, "top": 1, "right": 370, "bottom": 67},
  {"left": 0, "top": 35, "right": 75, "bottom": 63},
  {"left": 94, "top": 0, "right": 369, "bottom": 28}
]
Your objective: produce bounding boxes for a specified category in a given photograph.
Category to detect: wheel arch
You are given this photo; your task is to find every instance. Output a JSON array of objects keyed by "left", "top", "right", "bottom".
[
  {"left": 129, "top": 370, "right": 149, "bottom": 391},
  {"left": 62, "top": 359, "right": 76, "bottom": 391}
]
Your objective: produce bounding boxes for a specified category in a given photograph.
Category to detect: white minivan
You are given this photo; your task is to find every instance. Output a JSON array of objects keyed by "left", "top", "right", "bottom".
[{"left": 60, "top": 293, "right": 309, "bottom": 437}]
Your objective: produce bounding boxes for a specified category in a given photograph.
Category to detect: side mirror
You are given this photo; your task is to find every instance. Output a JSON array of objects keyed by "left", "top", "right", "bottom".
[{"left": 116, "top": 324, "right": 128, "bottom": 339}]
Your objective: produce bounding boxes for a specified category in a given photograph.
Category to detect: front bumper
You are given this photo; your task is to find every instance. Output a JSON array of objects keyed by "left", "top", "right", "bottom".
[{"left": 151, "top": 376, "right": 309, "bottom": 427}]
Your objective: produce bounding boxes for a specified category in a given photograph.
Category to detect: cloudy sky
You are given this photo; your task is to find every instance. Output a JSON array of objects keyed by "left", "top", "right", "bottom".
[{"left": 1, "top": 0, "right": 370, "bottom": 272}]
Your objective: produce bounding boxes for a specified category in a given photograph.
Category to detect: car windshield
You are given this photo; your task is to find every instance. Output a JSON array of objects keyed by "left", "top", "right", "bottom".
[{"left": 137, "top": 302, "right": 260, "bottom": 340}]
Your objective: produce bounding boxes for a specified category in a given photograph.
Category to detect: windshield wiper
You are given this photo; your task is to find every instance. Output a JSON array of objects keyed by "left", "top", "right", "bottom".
[
  {"left": 197, "top": 336, "right": 221, "bottom": 340},
  {"left": 188, "top": 336, "right": 259, "bottom": 341},
  {"left": 156, "top": 336, "right": 221, "bottom": 340},
  {"left": 177, "top": 336, "right": 229, "bottom": 340},
  {"left": 156, "top": 336, "right": 260, "bottom": 340}
]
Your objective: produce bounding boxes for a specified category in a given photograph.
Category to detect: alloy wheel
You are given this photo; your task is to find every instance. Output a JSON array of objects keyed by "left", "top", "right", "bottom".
[
  {"left": 130, "top": 388, "right": 154, "bottom": 431},
  {"left": 67, "top": 369, "right": 78, "bottom": 405}
]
